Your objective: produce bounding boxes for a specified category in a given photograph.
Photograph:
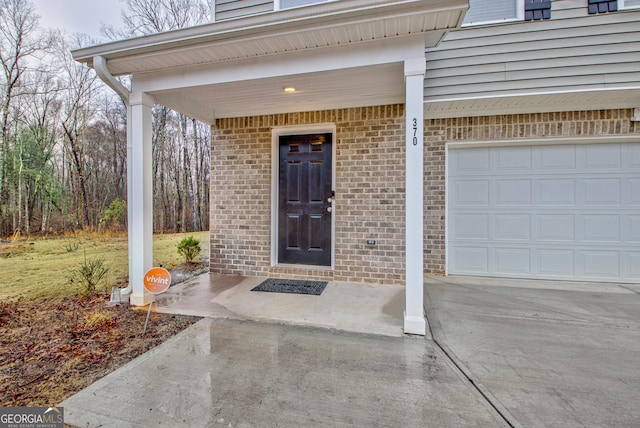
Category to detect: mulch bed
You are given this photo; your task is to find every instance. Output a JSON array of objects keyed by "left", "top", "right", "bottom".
[{"left": 0, "top": 295, "right": 200, "bottom": 407}]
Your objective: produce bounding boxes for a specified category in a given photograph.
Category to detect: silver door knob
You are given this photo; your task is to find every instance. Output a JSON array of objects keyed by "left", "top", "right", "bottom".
[{"left": 327, "top": 207, "right": 332, "bottom": 213}]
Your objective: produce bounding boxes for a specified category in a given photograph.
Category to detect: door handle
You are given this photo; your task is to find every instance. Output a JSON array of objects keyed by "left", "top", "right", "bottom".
[{"left": 327, "top": 207, "right": 332, "bottom": 213}]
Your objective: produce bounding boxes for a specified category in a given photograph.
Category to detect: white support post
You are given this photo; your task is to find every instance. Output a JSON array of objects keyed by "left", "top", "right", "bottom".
[
  {"left": 404, "top": 58, "right": 426, "bottom": 336},
  {"left": 128, "top": 91, "right": 155, "bottom": 306}
]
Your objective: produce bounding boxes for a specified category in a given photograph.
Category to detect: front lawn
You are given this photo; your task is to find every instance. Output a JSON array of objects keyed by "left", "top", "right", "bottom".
[{"left": 0, "top": 231, "right": 208, "bottom": 407}]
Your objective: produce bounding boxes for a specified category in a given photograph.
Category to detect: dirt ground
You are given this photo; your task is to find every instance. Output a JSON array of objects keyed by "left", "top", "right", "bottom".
[{"left": 0, "top": 294, "right": 201, "bottom": 407}]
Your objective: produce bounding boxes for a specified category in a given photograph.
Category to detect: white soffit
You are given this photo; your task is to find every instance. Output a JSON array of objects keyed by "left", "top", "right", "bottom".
[
  {"left": 425, "top": 88, "right": 640, "bottom": 119},
  {"left": 71, "top": 0, "right": 467, "bottom": 76}
]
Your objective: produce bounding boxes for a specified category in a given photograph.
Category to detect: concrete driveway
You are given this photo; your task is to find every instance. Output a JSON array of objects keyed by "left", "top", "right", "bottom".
[
  {"left": 61, "top": 274, "right": 640, "bottom": 427},
  {"left": 425, "top": 275, "right": 640, "bottom": 428}
]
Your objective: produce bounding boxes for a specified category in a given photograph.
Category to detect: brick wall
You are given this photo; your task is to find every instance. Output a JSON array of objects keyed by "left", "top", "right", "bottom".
[
  {"left": 211, "top": 105, "right": 406, "bottom": 285},
  {"left": 424, "top": 108, "right": 640, "bottom": 275},
  {"left": 212, "top": 107, "right": 639, "bottom": 282}
]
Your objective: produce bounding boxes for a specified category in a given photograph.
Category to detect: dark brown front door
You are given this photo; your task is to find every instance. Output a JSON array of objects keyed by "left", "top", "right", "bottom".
[{"left": 278, "top": 134, "right": 332, "bottom": 266}]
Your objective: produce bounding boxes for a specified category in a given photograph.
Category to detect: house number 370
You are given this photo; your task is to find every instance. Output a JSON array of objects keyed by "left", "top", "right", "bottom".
[{"left": 412, "top": 118, "right": 418, "bottom": 146}]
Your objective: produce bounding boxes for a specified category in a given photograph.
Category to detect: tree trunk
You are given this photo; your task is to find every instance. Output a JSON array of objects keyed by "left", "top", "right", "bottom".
[
  {"left": 63, "top": 124, "right": 91, "bottom": 228},
  {"left": 191, "top": 118, "right": 202, "bottom": 231}
]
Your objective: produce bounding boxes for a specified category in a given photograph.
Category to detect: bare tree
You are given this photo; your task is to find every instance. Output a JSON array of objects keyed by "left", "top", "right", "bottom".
[
  {"left": 0, "top": 0, "right": 50, "bottom": 235},
  {"left": 0, "top": 0, "right": 210, "bottom": 237},
  {"left": 14, "top": 69, "right": 61, "bottom": 234},
  {"left": 57, "top": 33, "right": 101, "bottom": 229},
  {"left": 104, "top": 0, "right": 211, "bottom": 234}
]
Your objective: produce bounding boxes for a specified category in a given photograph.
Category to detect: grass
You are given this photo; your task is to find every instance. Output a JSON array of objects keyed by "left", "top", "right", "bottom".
[{"left": 0, "top": 231, "right": 208, "bottom": 301}]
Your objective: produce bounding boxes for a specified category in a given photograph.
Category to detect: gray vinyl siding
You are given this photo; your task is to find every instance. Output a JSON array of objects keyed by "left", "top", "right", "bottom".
[
  {"left": 425, "top": 5, "right": 640, "bottom": 103},
  {"left": 550, "top": 0, "right": 586, "bottom": 20},
  {"left": 214, "top": 0, "right": 273, "bottom": 21}
]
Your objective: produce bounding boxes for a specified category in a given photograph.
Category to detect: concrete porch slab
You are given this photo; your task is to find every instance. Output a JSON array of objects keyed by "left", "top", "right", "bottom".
[{"left": 154, "top": 274, "right": 407, "bottom": 337}]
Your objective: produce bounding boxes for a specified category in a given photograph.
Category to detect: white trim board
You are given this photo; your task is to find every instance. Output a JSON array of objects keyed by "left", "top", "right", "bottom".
[{"left": 270, "top": 123, "right": 337, "bottom": 268}]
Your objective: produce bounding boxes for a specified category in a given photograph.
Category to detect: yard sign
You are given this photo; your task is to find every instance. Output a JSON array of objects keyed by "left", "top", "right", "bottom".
[{"left": 142, "top": 267, "right": 171, "bottom": 334}]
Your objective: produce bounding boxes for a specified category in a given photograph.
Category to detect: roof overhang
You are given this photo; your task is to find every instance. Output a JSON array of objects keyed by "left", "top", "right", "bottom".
[
  {"left": 424, "top": 87, "right": 640, "bottom": 119},
  {"left": 72, "top": 0, "right": 468, "bottom": 122}
]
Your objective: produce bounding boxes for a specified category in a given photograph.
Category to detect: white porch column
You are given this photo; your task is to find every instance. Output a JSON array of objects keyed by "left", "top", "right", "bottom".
[
  {"left": 404, "top": 58, "right": 426, "bottom": 335},
  {"left": 128, "top": 91, "right": 154, "bottom": 306}
]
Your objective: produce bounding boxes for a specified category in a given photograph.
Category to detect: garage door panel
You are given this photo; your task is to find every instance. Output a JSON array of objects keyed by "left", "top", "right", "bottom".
[
  {"left": 579, "top": 214, "right": 620, "bottom": 242},
  {"left": 630, "top": 144, "right": 640, "bottom": 168},
  {"left": 537, "top": 145, "right": 577, "bottom": 170},
  {"left": 452, "top": 180, "right": 490, "bottom": 205},
  {"left": 627, "top": 253, "right": 640, "bottom": 279},
  {"left": 580, "top": 250, "right": 620, "bottom": 278},
  {"left": 495, "top": 214, "right": 531, "bottom": 240},
  {"left": 495, "top": 248, "right": 531, "bottom": 274},
  {"left": 627, "top": 178, "right": 640, "bottom": 205},
  {"left": 451, "top": 214, "right": 489, "bottom": 240},
  {"left": 537, "top": 249, "right": 575, "bottom": 276},
  {"left": 583, "top": 144, "right": 622, "bottom": 169},
  {"left": 451, "top": 148, "right": 490, "bottom": 174},
  {"left": 448, "top": 142, "right": 639, "bottom": 283},
  {"left": 537, "top": 214, "right": 575, "bottom": 241},
  {"left": 537, "top": 179, "right": 575, "bottom": 205},
  {"left": 493, "top": 146, "right": 532, "bottom": 171},
  {"left": 581, "top": 178, "right": 621, "bottom": 205},
  {"left": 450, "top": 247, "right": 488, "bottom": 273},
  {"left": 495, "top": 179, "right": 532, "bottom": 205},
  {"left": 628, "top": 215, "right": 640, "bottom": 242}
]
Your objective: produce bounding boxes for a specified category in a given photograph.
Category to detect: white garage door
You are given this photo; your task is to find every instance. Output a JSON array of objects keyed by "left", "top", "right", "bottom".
[{"left": 447, "top": 142, "right": 640, "bottom": 283}]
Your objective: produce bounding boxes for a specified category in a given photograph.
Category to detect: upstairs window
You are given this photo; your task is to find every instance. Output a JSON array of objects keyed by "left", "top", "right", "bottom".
[
  {"left": 619, "top": 0, "right": 640, "bottom": 9},
  {"left": 275, "top": 0, "right": 334, "bottom": 9},
  {"left": 463, "top": 0, "right": 525, "bottom": 25}
]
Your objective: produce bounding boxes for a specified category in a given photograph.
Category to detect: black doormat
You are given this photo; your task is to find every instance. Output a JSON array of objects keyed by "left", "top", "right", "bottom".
[{"left": 251, "top": 279, "right": 328, "bottom": 296}]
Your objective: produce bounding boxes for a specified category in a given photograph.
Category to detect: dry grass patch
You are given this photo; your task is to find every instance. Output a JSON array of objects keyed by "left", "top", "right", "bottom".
[{"left": 0, "top": 231, "right": 208, "bottom": 300}]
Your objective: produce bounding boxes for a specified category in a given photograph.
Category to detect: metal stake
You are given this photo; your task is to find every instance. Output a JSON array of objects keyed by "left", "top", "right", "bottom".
[{"left": 142, "top": 295, "right": 155, "bottom": 335}]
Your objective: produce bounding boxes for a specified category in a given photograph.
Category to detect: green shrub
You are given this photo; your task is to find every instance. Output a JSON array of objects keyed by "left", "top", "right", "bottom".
[
  {"left": 64, "top": 240, "right": 79, "bottom": 253},
  {"left": 177, "top": 235, "right": 201, "bottom": 263},
  {"left": 100, "top": 198, "right": 127, "bottom": 229},
  {"left": 68, "top": 252, "right": 110, "bottom": 297}
]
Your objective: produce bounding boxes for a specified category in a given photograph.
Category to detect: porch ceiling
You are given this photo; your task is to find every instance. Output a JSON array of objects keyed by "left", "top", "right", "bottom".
[{"left": 151, "top": 63, "right": 405, "bottom": 120}]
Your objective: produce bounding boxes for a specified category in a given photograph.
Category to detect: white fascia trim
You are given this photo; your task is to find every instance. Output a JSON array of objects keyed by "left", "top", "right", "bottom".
[
  {"left": 426, "top": 86, "right": 640, "bottom": 105},
  {"left": 446, "top": 135, "right": 640, "bottom": 150},
  {"left": 270, "top": 123, "right": 337, "bottom": 268}
]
